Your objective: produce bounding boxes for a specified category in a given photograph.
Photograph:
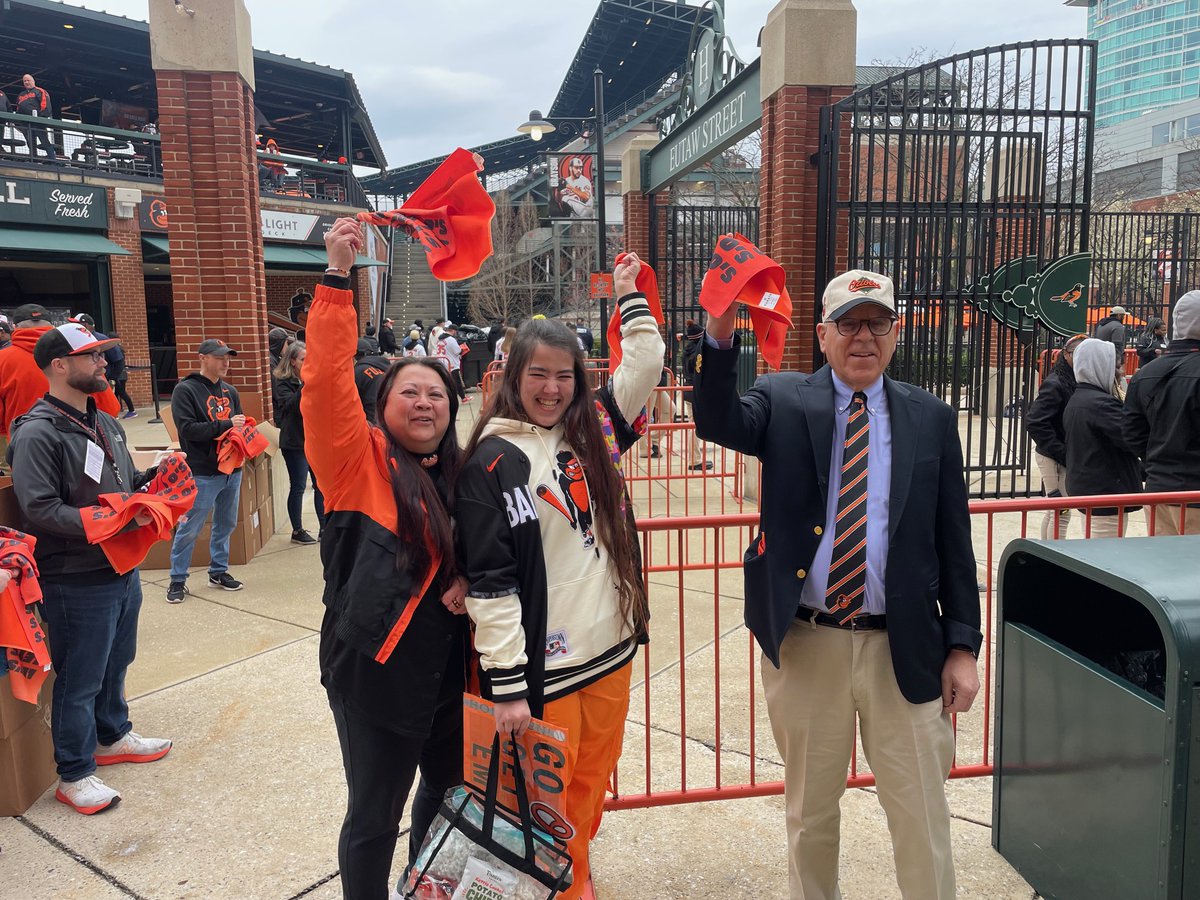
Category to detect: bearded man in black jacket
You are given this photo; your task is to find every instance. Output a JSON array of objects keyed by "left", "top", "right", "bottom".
[{"left": 8, "top": 323, "right": 172, "bottom": 815}]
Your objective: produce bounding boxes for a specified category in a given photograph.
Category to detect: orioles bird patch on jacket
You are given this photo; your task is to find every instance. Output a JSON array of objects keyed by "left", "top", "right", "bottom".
[{"left": 535, "top": 450, "right": 596, "bottom": 552}]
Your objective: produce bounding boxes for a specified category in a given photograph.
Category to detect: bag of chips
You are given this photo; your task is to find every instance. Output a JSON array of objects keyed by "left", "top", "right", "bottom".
[{"left": 401, "top": 734, "right": 572, "bottom": 900}]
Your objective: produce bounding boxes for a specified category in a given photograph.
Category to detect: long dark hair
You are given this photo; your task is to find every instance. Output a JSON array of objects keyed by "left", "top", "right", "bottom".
[
  {"left": 374, "top": 358, "right": 461, "bottom": 576},
  {"left": 465, "top": 319, "right": 648, "bottom": 634}
]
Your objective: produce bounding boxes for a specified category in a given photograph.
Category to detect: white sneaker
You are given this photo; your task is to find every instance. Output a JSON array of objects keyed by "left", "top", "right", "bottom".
[
  {"left": 95, "top": 731, "right": 172, "bottom": 766},
  {"left": 55, "top": 774, "right": 121, "bottom": 815}
]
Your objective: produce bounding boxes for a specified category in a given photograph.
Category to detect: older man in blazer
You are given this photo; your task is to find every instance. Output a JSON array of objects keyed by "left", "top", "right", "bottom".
[{"left": 689, "top": 270, "right": 982, "bottom": 899}]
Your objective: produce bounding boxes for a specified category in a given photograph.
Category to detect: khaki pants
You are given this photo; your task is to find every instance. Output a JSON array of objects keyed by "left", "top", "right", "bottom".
[
  {"left": 1034, "top": 452, "right": 1071, "bottom": 539},
  {"left": 762, "top": 621, "right": 956, "bottom": 900},
  {"left": 1149, "top": 504, "right": 1200, "bottom": 536},
  {"left": 1085, "top": 512, "right": 1128, "bottom": 539}
]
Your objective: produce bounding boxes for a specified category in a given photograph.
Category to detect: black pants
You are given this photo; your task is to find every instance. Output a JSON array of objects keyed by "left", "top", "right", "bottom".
[
  {"left": 24, "top": 123, "right": 55, "bottom": 159},
  {"left": 450, "top": 368, "right": 466, "bottom": 400},
  {"left": 328, "top": 691, "right": 463, "bottom": 900},
  {"left": 112, "top": 377, "right": 135, "bottom": 413},
  {"left": 280, "top": 447, "right": 326, "bottom": 532}
]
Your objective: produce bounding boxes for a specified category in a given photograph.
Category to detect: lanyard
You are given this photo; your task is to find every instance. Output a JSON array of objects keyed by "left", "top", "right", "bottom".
[{"left": 45, "top": 402, "right": 125, "bottom": 490}]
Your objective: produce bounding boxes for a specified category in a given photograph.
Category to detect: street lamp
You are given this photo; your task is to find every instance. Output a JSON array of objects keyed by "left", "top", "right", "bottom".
[{"left": 518, "top": 68, "right": 610, "bottom": 353}]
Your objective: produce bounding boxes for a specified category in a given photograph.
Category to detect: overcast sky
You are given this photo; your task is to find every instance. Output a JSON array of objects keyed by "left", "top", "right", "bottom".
[{"left": 60, "top": 0, "right": 1087, "bottom": 168}]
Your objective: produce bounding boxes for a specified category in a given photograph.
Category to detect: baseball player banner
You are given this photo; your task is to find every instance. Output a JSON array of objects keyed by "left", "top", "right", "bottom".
[{"left": 547, "top": 153, "right": 597, "bottom": 221}]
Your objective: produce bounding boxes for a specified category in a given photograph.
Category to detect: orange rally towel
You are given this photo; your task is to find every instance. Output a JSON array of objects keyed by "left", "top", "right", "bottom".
[
  {"left": 80, "top": 454, "right": 198, "bottom": 575},
  {"left": 606, "top": 252, "right": 665, "bottom": 366},
  {"left": 0, "top": 527, "right": 50, "bottom": 704},
  {"left": 699, "top": 233, "right": 793, "bottom": 370},
  {"left": 217, "top": 417, "right": 269, "bottom": 474},
  {"left": 357, "top": 148, "right": 495, "bottom": 281}
]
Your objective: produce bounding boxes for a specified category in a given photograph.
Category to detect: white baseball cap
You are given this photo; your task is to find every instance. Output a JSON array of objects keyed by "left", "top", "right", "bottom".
[{"left": 822, "top": 269, "right": 896, "bottom": 321}]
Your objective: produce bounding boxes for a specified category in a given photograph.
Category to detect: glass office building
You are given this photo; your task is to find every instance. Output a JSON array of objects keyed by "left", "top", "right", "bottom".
[{"left": 1076, "top": 0, "right": 1200, "bottom": 128}]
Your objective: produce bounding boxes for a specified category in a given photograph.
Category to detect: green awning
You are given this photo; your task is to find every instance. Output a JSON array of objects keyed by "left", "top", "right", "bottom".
[
  {"left": 264, "top": 244, "right": 327, "bottom": 268},
  {"left": 264, "top": 243, "right": 387, "bottom": 269},
  {"left": 0, "top": 227, "right": 131, "bottom": 256},
  {"left": 136, "top": 238, "right": 386, "bottom": 269},
  {"left": 142, "top": 235, "right": 170, "bottom": 258}
]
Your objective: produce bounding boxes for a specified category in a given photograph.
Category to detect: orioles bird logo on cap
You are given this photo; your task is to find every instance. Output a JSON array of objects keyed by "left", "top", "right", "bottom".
[{"left": 847, "top": 277, "right": 882, "bottom": 293}]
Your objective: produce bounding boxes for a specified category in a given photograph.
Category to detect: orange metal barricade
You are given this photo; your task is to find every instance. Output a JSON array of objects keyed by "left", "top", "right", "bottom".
[{"left": 604, "top": 489, "right": 1200, "bottom": 811}]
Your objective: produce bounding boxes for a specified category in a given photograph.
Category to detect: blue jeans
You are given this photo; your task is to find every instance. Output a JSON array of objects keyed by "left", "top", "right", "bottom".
[
  {"left": 280, "top": 447, "right": 326, "bottom": 532},
  {"left": 40, "top": 574, "right": 142, "bottom": 781},
  {"left": 169, "top": 469, "right": 242, "bottom": 581}
]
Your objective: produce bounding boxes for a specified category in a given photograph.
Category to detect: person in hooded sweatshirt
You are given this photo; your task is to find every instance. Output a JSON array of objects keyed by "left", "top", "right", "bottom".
[
  {"left": 1063, "top": 338, "right": 1142, "bottom": 539},
  {"left": 1125, "top": 290, "right": 1200, "bottom": 535},
  {"left": 0, "top": 303, "right": 122, "bottom": 437},
  {"left": 165, "top": 339, "right": 248, "bottom": 603},
  {"left": 455, "top": 252, "right": 664, "bottom": 899},
  {"left": 1027, "top": 333, "right": 1086, "bottom": 539}
]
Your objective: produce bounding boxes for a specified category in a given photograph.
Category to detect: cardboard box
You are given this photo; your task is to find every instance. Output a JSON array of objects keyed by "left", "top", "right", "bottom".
[
  {"left": 138, "top": 522, "right": 210, "bottom": 571},
  {"left": 237, "top": 457, "right": 258, "bottom": 522},
  {"left": 228, "top": 509, "right": 259, "bottom": 567},
  {"left": 256, "top": 495, "right": 276, "bottom": 550},
  {"left": 0, "top": 673, "right": 56, "bottom": 816},
  {"left": 240, "top": 390, "right": 266, "bottom": 425},
  {"left": 0, "top": 483, "right": 20, "bottom": 527},
  {"left": 253, "top": 454, "right": 272, "bottom": 510},
  {"left": 0, "top": 675, "right": 42, "bottom": 741},
  {"left": 161, "top": 404, "right": 178, "bottom": 443}
]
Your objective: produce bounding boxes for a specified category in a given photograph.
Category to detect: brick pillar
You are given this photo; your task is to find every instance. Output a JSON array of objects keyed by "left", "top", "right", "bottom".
[
  {"left": 105, "top": 188, "right": 153, "bottom": 406},
  {"left": 759, "top": 0, "right": 857, "bottom": 372},
  {"left": 354, "top": 267, "right": 372, "bottom": 326},
  {"left": 150, "top": 0, "right": 270, "bottom": 402}
]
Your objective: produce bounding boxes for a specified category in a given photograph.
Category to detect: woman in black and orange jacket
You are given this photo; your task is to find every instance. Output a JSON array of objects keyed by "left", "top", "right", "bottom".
[{"left": 302, "top": 218, "right": 469, "bottom": 899}]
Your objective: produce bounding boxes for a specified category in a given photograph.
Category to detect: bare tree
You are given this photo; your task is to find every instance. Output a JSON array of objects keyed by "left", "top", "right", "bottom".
[{"left": 467, "top": 193, "right": 541, "bottom": 325}]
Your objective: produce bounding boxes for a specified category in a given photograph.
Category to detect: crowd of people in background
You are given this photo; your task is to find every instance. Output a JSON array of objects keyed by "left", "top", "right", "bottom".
[{"left": 1027, "top": 295, "right": 1200, "bottom": 538}]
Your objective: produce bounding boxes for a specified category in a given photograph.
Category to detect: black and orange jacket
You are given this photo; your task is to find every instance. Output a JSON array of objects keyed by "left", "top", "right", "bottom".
[
  {"left": 16, "top": 86, "right": 50, "bottom": 117},
  {"left": 302, "top": 278, "right": 466, "bottom": 735},
  {"left": 0, "top": 326, "right": 121, "bottom": 437},
  {"left": 170, "top": 374, "right": 243, "bottom": 476}
]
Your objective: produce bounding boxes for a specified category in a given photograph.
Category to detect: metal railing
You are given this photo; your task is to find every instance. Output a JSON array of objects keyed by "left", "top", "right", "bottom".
[
  {"left": 0, "top": 111, "right": 161, "bottom": 179},
  {"left": 605, "top": 489, "right": 1200, "bottom": 811},
  {"left": 257, "top": 151, "right": 371, "bottom": 210}
]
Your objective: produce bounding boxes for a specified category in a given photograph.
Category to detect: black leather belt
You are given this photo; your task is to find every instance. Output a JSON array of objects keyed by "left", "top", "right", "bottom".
[{"left": 796, "top": 606, "right": 887, "bottom": 631}]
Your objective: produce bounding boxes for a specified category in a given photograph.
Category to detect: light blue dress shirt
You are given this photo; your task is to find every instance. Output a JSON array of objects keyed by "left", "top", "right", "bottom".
[{"left": 798, "top": 373, "right": 892, "bottom": 615}]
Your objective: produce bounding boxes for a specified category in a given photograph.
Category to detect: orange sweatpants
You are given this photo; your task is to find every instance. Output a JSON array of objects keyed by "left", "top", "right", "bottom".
[{"left": 541, "top": 661, "right": 632, "bottom": 899}]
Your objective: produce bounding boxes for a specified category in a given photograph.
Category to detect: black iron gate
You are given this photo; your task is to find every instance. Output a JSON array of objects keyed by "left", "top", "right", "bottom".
[
  {"left": 650, "top": 203, "right": 759, "bottom": 389},
  {"left": 817, "top": 39, "right": 1097, "bottom": 498},
  {"left": 1090, "top": 210, "right": 1199, "bottom": 332}
]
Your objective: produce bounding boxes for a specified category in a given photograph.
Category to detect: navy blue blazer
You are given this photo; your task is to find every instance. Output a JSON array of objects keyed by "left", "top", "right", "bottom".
[{"left": 689, "top": 338, "right": 982, "bottom": 704}]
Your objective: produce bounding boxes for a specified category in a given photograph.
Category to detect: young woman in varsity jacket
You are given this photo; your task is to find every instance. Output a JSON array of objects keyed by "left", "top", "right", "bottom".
[
  {"left": 302, "top": 219, "right": 471, "bottom": 899},
  {"left": 455, "top": 253, "right": 665, "bottom": 899}
]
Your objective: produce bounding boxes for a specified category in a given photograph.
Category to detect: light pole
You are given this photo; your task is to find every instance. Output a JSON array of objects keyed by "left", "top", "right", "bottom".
[{"left": 518, "top": 67, "right": 610, "bottom": 353}]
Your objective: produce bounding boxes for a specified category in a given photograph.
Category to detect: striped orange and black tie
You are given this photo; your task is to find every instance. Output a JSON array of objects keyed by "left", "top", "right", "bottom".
[{"left": 826, "top": 391, "right": 869, "bottom": 624}]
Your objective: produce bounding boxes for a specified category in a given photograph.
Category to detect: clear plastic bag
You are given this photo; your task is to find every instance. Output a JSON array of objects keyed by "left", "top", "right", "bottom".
[{"left": 402, "top": 736, "right": 572, "bottom": 900}]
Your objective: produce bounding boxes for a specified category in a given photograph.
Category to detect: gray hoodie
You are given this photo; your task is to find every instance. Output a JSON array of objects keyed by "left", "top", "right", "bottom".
[{"left": 1072, "top": 338, "right": 1116, "bottom": 391}]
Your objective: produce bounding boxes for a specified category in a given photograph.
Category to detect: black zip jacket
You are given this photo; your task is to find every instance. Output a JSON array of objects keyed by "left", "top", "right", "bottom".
[
  {"left": 1026, "top": 357, "right": 1077, "bottom": 466},
  {"left": 7, "top": 397, "right": 156, "bottom": 581},
  {"left": 171, "top": 373, "right": 243, "bottom": 476},
  {"left": 379, "top": 325, "right": 397, "bottom": 355},
  {"left": 1124, "top": 339, "right": 1200, "bottom": 493},
  {"left": 1136, "top": 334, "right": 1168, "bottom": 367},
  {"left": 1064, "top": 383, "right": 1142, "bottom": 513},
  {"left": 303, "top": 280, "right": 467, "bottom": 737},
  {"left": 271, "top": 375, "right": 305, "bottom": 451}
]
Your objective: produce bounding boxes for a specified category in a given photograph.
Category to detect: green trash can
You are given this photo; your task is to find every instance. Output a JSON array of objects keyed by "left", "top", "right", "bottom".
[{"left": 994, "top": 536, "right": 1200, "bottom": 900}]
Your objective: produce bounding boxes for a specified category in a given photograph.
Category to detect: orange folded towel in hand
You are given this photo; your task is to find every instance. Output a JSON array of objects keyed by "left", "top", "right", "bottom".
[
  {"left": 217, "top": 417, "right": 269, "bottom": 474},
  {"left": 606, "top": 252, "right": 666, "bottom": 366},
  {"left": 357, "top": 148, "right": 495, "bottom": 281},
  {"left": 79, "top": 454, "right": 198, "bottom": 575},
  {"left": 0, "top": 527, "right": 50, "bottom": 703},
  {"left": 699, "top": 233, "right": 793, "bottom": 370}
]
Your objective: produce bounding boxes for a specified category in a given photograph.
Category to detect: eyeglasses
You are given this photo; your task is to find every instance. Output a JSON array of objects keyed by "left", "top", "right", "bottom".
[
  {"left": 71, "top": 351, "right": 105, "bottom": 363},
  {"left": 833, "top": 316, "right": 897, "bottom": 337}
]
